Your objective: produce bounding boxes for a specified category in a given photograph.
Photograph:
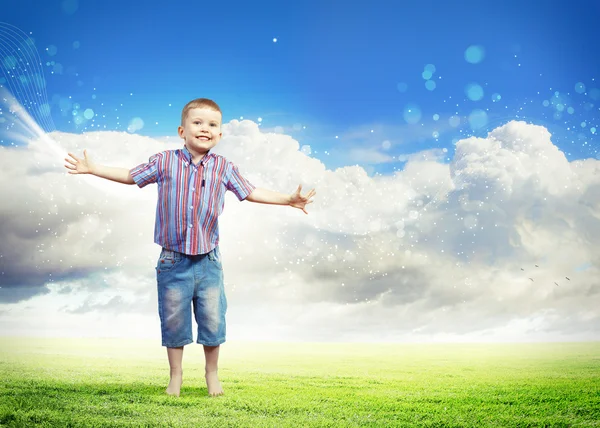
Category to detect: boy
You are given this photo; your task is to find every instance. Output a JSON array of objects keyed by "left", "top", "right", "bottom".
[{"left": 64, "top": 98, "right": 316, "bottom": 397}]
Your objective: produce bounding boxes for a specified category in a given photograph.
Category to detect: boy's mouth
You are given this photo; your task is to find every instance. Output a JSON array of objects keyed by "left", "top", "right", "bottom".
[{"left": 196, "top": 136, "right": 211, "bottom": 141}]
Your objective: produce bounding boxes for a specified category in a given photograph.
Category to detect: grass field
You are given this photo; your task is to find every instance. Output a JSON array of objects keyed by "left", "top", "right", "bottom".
[{"left": 0, "top": 338, "right": 599, "bottom": 427}]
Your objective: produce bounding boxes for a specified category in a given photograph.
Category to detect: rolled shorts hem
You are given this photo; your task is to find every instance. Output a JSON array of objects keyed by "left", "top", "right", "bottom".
[
  {"left": 196, "top": 338, "right": 226, "bottom": 346},
  {"left": 162, "top": 339, "right": 193, "bottom": 348}
]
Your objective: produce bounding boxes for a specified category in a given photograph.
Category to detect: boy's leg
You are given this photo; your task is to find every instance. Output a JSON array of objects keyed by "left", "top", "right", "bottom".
[
  {"left": 156, "top": 249, "right": 194, "bottom": 397},
  {"left": 204, "top": 345, "right": 223, "bottom": 396},
  {"left": 166, "top": 346, "right": 184, "bottom": 396},
  {"left": 193, "top": 246, "right": 227, "bottom": 396}
]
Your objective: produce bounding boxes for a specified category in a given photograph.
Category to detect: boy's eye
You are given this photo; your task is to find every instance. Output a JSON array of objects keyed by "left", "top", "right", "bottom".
[{"left": 193, "top": 121, "right": 200, "bottom": 125}]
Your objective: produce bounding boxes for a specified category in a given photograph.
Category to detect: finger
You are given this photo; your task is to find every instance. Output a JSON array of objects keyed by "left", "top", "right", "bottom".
[
  {"left": 303, "top": 208, "right": 308, "bottom": 214},
  {"left": 64, "top": 157, "right": 76, "bottom": 166},
  {"left": 296, "top": 184, "right": 302, "bottom": 194},
  {"left": 306, "top": 200, "right": 314, "bottom": 205},
  {"left": 67, "top": 152, "right": 79, "bottom": 162},
  {"left": 83, "top": 149, "right": 88, "bottom": 159}
]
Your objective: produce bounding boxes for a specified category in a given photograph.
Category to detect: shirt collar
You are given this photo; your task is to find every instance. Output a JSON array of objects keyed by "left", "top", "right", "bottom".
[{"left": 181, "top": 144, "right": 211, "bottom": 166}]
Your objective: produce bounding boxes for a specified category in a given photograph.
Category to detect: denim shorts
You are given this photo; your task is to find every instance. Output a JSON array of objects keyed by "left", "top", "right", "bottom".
[{"left": 155, "top": 246, "right": 227, "bottom": 347}]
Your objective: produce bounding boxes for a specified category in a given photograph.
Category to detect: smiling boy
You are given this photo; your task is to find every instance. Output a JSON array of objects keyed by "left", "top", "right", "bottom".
[{"left": 65, "top": 98, "right": 315, "bottom": 396}]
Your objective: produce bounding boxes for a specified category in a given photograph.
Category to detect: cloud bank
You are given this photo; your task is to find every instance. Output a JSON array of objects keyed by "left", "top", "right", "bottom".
[{"left": 0, "top": 120, "right": 598, "bottom": 342}]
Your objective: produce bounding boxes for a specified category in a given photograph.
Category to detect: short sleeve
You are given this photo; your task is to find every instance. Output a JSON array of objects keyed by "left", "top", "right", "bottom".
[
  {"left": 226, "top": 163, "right": 255, "bottom": 201},
  {"left": 130, "top": 153, "right": 160, "bottom": 188}
]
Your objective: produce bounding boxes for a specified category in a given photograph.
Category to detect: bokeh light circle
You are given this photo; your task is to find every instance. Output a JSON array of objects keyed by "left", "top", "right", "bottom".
[
  {"left": 425, "top": 80, "right": 436, "bottom": 91},
  {"left": 575, "top": 82, "right": 586, "bottom": 94},
  {"left": 62, "top": 0, "right": 79, "bottom": 14},
  {"left": 127, "top": 117, "right": 144, "bottom": 133},
  {"left": 448, "top": 115, "right": 461, "bottom": 127},
  {"left": 465, "top": 83, "right": 484, "bottom": 101},
  {"left": 468, "top": 109, "right": 488, "bottom": 130},
  {"left": 46, "top": 45, "right": 58, "bottom": 56},
  {"left": 403, "top": 104, "right": 422, "bottom": 124},
  {"left": 464, "top": 45, "right": 485, "bottom": 64},
  {"left": 3, "top": 56, "right": 17, "bottom": 68}
]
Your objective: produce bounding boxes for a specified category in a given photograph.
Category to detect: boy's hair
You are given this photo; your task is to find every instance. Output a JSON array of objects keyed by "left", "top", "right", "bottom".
[{"left": 181, "top": 98, "right": 222, "bottom": 125}]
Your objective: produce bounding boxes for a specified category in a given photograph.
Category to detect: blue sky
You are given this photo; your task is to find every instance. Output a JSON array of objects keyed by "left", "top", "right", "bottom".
[{"left": 2, "top": 0, "right": 599, "bottom": 173}]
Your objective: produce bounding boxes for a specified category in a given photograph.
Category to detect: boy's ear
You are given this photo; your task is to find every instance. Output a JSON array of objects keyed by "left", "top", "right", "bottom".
[{"left": 178, "top": 126, "right": 184, "bottom": 139}]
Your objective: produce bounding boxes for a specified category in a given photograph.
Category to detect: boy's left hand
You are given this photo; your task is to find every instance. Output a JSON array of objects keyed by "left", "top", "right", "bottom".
[{"left": 290, "top": 184, "right": 316, "bottom": 214}]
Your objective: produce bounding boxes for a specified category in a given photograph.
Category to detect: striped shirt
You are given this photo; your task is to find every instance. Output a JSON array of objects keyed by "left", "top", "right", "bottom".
[{"left": 130, "top": 145, "right": 255, "bottom": 255}]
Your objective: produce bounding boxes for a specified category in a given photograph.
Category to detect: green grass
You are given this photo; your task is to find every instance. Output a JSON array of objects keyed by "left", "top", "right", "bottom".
[{"left": 0, "top": 338, "right": 599, "bottom": 427}]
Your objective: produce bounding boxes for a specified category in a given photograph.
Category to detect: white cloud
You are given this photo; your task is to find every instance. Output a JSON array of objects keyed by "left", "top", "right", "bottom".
[{"left": 0, "top": 120, "right": 599, "bottom": 342}]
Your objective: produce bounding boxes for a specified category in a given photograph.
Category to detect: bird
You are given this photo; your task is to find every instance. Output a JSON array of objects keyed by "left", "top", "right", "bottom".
[
  {"left": 566, "top": 277, "right": 571, "bottom": 281},
  {"left": 554, "top": 282, "right": 559, "bottom": 286},
  {"left": 520, "top": 268, "right": 524, "bottom": 271},
  {"left": 535, "top": 265, "right": 539, "bottom": 267},
  {"left": 529, "top": 278, "right": 534, "bottom": 281}
]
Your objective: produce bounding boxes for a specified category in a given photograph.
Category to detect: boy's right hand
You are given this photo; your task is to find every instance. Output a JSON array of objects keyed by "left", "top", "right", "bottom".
[{"left": 65, "top": 150, "right": 93, "bottom": 175}]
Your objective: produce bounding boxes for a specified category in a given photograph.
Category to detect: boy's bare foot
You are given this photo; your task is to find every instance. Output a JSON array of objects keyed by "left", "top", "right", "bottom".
[
  {"left": 166, "top": 371, "right": 183, "bottom": 397},
  {"left": 205, "top": 370, "right": 223, "bottom": 396}
]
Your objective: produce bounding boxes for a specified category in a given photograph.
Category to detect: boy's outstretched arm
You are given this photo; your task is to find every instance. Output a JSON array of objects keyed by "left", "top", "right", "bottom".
[
  {"left": 246, "top": 184, "right": 316, "bottom": 214},
  {"left": 64, "top": 149, "right": 135, "bottom": 185}
]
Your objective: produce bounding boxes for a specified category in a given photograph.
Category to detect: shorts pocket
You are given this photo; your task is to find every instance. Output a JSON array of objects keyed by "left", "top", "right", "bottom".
[
  {"left": 207, "top": 247, "right": 223, "bottom": 270},
  {"left": 157, "top": 248, "right": 183, "bottom": 273}
]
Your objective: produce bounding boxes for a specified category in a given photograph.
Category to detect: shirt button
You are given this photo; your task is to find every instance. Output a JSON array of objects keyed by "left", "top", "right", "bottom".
[
  {"left": 189, "top": 206, "right": 193, "bottom": 209},
  {"left": 189, "top": 224, "right": 193, "bottom": 228}
]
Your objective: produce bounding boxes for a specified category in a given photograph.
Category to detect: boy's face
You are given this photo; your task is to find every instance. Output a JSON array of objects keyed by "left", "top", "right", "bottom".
[{"left": 178, "top": 107, "right": 222, "bottom": 155}]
